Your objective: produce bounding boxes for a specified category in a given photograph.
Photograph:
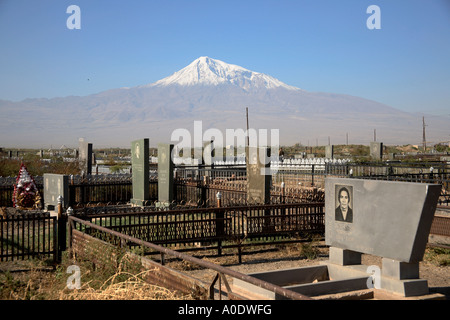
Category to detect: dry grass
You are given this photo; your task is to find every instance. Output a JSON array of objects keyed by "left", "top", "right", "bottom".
[
  {"left": 57, "top": 253, "right": 195, "bottom": 300},
  {"left": 60, "top": 270, "right": 193, "bottom": 300},
  {"left": 0, "top": 253, "right": 194, "bottom": 300}
]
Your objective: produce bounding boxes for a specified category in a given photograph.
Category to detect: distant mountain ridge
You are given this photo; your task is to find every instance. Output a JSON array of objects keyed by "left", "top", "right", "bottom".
[{"left": 0, "top": 57, "right": 448, "bottom": 148}]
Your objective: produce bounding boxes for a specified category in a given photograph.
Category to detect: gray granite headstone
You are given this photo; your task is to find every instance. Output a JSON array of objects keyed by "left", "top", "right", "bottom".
[
  {"left": 78, "top": 138, "right": 93, "bottom": 175},
  {"left": 369, "top": 142, "right": 383, "bottom": 160},
  {"left": 130, "top": 138, "right": 149, "bottom": 206},
  {"left": 246, "top": 147, "right": 271, "bottom": 205},
  {"left": 158, "top": 143, "right": 174, "bottom": 203},
  {"left": 325, "top": 178, "right": 440, "bottom": 263},
  {"left": 325, "top": 145, "right": 334, "bottom": 159},
  {"left": 44, "top": 174, "right": 69, "bottom": 210}
]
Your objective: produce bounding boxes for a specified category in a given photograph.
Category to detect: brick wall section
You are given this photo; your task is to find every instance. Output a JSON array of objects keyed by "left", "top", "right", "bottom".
[
  {"left": 70, "top": 229, "right": 208, "bottom": 298},
  {"left": 71, "top": 230, "right": 121, "bottom": 268},
  {"left": 429, "top": 215, "right": 450, "bottom": 237}
]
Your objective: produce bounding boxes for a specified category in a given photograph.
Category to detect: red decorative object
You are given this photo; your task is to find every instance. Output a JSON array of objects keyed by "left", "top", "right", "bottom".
[{"left": 13, "top": 163, "right": 41, "bottom": 210}]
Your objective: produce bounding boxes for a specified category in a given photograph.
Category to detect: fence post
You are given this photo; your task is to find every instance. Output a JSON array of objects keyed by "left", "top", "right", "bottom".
[
  {"left": 66, "top": 207, "right": 73, "bottom": 254},
  {"left": 69, "top": 175, "right": 75, "bottom": 208},
  {"left": 173, "top": 169, "right": 178, "bottom": 204},
  {"left": 57, "top": 195, "right": 67, "bottom": 262},
  {"left": 281, "top": 182, "right": 286, "bottom": 222},
  {"left": 201, "top": 176, "right": 208, "bottom": 208},
  {"left": 216, "top": 192, "right": 223, "bottom": 256}
]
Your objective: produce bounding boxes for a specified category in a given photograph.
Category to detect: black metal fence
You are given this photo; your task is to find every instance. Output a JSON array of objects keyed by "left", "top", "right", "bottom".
[
  {"left": 65, "top": 173, "right": 155, "bottom": 208},
  {"left": 0, "top": 212, "right": 57, "bottom": 262},
  {"left": 0, "top": 184, "right": 15, "bottom": 207},
  {"left": 71, "top": 202, "right": 325, "bottom": 249},
  {"left": 0, "top": 161, "right": 449, "bottom": 209}
]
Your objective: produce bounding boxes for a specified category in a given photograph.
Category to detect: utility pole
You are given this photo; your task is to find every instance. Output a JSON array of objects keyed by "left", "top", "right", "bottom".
[
  {"left": 374, "top": 129, "right": 376, "bottom": 142},
  {"left": 246, "top": 107, "right": 250, "bottom": 148},
  {"left": 422, "top": 116, "right": 427, "bottom": 152}
]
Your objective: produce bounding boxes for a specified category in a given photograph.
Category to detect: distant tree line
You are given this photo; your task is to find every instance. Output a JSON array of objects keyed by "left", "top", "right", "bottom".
[{"left": 0, "top": 155, "right": 81, "bottom": 177}]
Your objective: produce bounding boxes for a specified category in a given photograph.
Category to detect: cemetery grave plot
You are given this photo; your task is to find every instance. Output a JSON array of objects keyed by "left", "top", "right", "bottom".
[
  {"left": 0, "top": 238, "right": 448, "bottom": 300},
  {"left": 163, "top": 240, "right": 449, "bottom": 300}
]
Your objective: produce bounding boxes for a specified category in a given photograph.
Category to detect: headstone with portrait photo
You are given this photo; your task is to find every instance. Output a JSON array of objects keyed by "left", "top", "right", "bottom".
[{"left": 324, "top": 177, "right": 441, "bottom": 297}]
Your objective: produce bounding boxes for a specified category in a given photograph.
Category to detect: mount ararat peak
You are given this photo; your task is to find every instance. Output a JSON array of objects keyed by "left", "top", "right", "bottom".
[{"left": 147, "top": 56, "right": 301, "bottom": 91}]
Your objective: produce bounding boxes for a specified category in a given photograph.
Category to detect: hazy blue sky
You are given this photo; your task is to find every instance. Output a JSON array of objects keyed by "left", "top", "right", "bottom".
[{"left": 0, "top": 0, "right": 449, "bottom": 115}]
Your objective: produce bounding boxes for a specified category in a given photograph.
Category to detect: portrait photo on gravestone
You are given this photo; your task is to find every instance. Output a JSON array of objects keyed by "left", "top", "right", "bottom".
[{"left": 335, "top": 185, "right": 353, "bottom": 223}]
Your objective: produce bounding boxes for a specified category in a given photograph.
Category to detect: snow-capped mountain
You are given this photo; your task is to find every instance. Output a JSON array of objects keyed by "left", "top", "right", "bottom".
[
  {"left": 0, "top": 57, "right": 448, "bottom": 148},
  {"left": 148, "top": 56, "right": 300, "bottom": 91}
]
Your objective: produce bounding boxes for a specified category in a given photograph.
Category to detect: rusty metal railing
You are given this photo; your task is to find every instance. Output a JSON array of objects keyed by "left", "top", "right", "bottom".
[{"left": 68, "top": 215, "right": 312, "bottom": 300}]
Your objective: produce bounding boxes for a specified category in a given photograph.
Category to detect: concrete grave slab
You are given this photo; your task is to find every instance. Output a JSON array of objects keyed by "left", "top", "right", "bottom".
[{"left": 232, "top": 264, "right": 371, "bottom": 299}]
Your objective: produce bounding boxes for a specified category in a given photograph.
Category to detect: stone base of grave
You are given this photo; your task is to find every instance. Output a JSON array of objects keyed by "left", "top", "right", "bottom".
[
  {"left": 379, "top": 258, "right": 428, "bottom": 297},
  {"left": 231, "top": 250, "right": 445, "bottom": 300},
  {"left": 326, "top": 247, "right": 435, "bottom": 297}
]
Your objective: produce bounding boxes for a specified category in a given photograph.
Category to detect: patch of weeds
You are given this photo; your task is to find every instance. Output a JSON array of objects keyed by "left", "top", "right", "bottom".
[
  {"left": 301, "top": 242, "right": 320, "bottom": 260},
  {"left": 0, "top": 262, "right": 62, "bottom": 300},
  {"left": 300, "top": 235, "right": 322, "bottom": 260},
  {"left": 0, "top": 271, "right": 24, "bottom": 299},
  {"left": 425, "top": 247, "right": 450, "bottom": 266}
]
